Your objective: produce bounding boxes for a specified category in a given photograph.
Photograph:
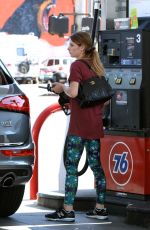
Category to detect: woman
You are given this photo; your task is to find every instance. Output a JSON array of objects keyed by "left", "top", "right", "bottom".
[{"left": 45, "top": 31, "right": 108, "bottom": 222}]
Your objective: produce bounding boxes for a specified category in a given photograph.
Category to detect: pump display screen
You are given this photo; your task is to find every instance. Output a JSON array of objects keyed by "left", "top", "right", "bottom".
[
  {"left": 121, "top": 32, "right": 142, "bottom": 66},
  {"left": 126, "top": 37, "right": 134, "bottom": 58}
]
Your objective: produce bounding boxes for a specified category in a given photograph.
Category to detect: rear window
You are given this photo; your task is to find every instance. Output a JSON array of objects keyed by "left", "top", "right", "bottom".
[{"left": 0, "top": 60, "right": 13, "bottom": 85}]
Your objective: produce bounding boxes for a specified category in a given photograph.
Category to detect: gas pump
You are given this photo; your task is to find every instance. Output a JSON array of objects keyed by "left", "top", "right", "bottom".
[{"left": 99, "top": 29, "right": 150, "bottom": 200}]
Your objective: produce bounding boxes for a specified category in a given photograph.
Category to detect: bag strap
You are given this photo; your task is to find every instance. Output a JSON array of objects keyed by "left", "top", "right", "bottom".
[{"left": 77, "top": 59, "right": 105, "bottom": 80}]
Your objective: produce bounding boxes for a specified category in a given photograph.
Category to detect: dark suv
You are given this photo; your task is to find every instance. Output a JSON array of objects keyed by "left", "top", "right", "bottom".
[{"left": 0, "top": 59, "right": 35, "bottom": 217}]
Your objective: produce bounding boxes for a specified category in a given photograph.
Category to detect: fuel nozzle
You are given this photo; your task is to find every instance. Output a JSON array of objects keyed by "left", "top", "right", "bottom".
[
  {"left": 38, "top": 82, "right": 52, "bottom": 92},
  {"left": 47, "top": 83, "right": 52, "bottom": 92}
]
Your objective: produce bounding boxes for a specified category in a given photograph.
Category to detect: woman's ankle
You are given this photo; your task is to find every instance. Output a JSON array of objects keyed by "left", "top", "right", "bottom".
[
  {"left": 63, "top": 204, "right": 74, "bottom": 212},
  {"left": 95, "top": 203, "right": 105, "bottom": 210}
]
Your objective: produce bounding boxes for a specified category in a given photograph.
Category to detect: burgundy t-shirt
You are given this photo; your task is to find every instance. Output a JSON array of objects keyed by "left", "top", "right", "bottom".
[{"left": 67, "top": 60, "right": 104, "bottom": 139}]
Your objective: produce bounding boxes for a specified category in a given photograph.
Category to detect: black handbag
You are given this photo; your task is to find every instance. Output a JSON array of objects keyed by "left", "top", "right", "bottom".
[{"left": 77, "top": 61, "right": 114, "bottom": 108}]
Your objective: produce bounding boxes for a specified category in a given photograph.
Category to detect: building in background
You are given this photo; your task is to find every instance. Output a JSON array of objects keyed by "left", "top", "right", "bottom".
[{"left": 0, "top": 0, "right": 127, "bottom": 82}]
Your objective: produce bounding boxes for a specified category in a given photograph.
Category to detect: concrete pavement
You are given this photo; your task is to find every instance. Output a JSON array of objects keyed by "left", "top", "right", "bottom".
[{"left": 0, "top": 200, "right": 146, "bottom": 230}]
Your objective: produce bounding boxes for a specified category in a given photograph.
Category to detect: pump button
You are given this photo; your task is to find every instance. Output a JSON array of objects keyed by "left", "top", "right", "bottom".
[
  {"left": 115, "top": 77, "right": 122, "bottom": 84},
  {"left": 129, "top": 78, "right": 136, "bottom": 85}
]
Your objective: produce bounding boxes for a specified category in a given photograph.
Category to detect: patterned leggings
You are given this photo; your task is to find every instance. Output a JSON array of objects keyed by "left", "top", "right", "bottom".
[{"left": 64, "top": 135, "right": 106, "bottom": 206}]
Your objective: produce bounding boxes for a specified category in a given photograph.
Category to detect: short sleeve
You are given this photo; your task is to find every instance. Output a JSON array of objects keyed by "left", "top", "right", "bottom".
[{"left": 68, "top": 61, "right": 82, "bottom": 83}]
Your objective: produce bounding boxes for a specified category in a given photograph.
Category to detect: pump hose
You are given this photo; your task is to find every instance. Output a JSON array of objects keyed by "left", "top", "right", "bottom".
[
  {"left": 63, "top": 140, "right": 88, "bottom": 177},
  {"left": 63, "top": 151, "right": 88, "bottom": 176}
]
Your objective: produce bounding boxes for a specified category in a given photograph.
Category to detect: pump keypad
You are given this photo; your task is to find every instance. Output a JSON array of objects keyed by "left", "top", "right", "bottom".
[
  {"left": 115, "top": 78, "right": 122, "bottom": 84},
  {"left": 129, "top": 78, "right": 136, "bottom": 85}
]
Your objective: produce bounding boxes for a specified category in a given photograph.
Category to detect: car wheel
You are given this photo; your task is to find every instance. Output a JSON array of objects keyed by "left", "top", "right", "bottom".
[
  {"left": 18, "top": 61, "right": 30, "bottom": 74},
  {"left": 33, "top": 79, "right": 37, "bottom": 84},
  {"left": 0, "top": 185, "right": 25, "bottom": 217}
]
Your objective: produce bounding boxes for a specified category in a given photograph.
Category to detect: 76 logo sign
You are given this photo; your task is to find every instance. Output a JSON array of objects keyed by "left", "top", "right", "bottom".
[
  {"left": 109, "top": 142, "right": 133, "bottom": 186},
  {"left": 113, "top": 152, "right": 128, "bottom": 174}
]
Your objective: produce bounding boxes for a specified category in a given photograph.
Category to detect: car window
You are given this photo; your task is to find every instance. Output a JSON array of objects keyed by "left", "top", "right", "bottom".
[
  {"left": 54, "top": 59, "right": 59, "bottom": 65},
  {"left": 47, "top": 59, "right": 60, "bottom": 66},
  {"left": 17, "top": 48, "right": 25, "bottom": 56},
  {"left": 63, "top": 59, "right": 68, "bottom": 65},
  {"left": 47, "top": 60, "right": 54, "bottom": 66}
]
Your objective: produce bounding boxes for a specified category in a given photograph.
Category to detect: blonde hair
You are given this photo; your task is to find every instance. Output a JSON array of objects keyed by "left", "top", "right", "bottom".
[{"left": 70, "top": 31, "right": 105, "bottom": 76}]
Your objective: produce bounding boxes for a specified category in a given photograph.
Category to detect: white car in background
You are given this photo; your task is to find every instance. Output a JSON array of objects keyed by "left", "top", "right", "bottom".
[
  {"left": 38, "top": 57, "right": 75, "bottom": 83},
  {"left": 0, "top": 33, "right": 40, "bottom": 84},
  {"left": 6, "top": 58, "right": 39, "bottom": 84}
]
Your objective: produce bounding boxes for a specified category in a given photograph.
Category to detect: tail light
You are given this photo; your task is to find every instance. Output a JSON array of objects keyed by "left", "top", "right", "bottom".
[
  {"left": 0, "top": 95, "right": 30, "bottom": 114},
  {"left": 1, "top": 149, "right": 34, "bottom": 157}
]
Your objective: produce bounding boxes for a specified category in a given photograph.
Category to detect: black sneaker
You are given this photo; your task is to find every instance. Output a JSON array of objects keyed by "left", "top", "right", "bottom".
[
  {"left": 86, "top": 208, "right": 108, "bottom": 220},
  {"left": 45, "top": 208, "right": 75, "bottom": 222}
]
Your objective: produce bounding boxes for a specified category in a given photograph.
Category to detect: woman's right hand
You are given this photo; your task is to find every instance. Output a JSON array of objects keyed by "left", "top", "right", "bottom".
[{"left": 51, "top": 82, "right": 64, "bottom": 94}]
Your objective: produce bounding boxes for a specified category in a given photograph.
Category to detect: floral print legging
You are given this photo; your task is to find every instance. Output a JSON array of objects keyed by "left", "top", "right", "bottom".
[{"left": 64, "top": 135, "right": 106, "bottom": 206}]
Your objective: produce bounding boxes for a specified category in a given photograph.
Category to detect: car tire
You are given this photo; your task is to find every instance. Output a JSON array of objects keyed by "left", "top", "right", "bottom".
[
  {"left": 33, "top": 79, "right": 37, "bottom": 84},
  {"left": 18, "top": 61, "right": 30, "bottom": 74},
  {"left": 0, "top": 185, "right": 25, "bottom": 217}
]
